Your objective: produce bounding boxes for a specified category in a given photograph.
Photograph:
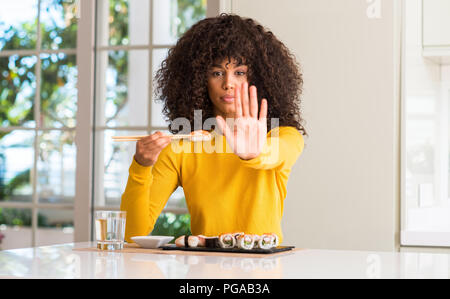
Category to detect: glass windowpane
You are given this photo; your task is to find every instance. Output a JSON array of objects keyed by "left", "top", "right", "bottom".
[
  {"left": 0, "top": 208, "right": 32, "bottom": 250},
  {"left": 150, "top": 130, "right": 186, "bottom": 209},
  {"left": 0, "top": 0, "right": 38, "bottom": 51},
  {"left": 0, "top": 55, "right": 37, "bottom": 128},
  {"left": 151, "top": 48, "right": 170, "bottom": 127},
  {"left": 95, "top": 129, "right": 147, "bottom": 207},
  {"left": 36, "top": 208, "right": 74, "bottom": 246},
  {"left": 37, "top": 130, "right": 76, "bottom": 204},
  {"left": 0, "top": 131, "right": 34, "bottom": 203},
  {"left": 96, "top": 50, "right": 148, "bottom": 127},
  {"left": 96, "top": 0, "right": 149, "bottom": 47},
  {"left": 153, "top": 0, "right": 206, "bottom": 45},
  {"left": 40, "top": 0, "right": 78, "bottom": 50},
  {"left": 40, "top": 53, "right": 77, "bottom": 128}
]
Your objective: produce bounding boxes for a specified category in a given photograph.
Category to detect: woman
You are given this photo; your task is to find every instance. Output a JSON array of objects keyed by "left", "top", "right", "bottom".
[{"left": 120, "top": 14, "right": 306, "bottom": 243}]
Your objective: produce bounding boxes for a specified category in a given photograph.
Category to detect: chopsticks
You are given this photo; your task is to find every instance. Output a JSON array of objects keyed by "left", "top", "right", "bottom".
[{"left": 112, "top": 134, "right": 195, "bottom": 142}]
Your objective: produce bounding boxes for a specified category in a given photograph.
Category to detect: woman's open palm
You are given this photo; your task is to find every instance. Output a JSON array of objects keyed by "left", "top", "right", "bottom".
[{"left": 216, "top": 82, "right": 268, "bottom": 160}]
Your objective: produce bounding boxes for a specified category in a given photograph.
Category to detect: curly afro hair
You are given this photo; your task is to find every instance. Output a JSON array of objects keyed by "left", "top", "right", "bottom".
[{"left": 154, "top": 13, "right": 307, "bottom": 136}]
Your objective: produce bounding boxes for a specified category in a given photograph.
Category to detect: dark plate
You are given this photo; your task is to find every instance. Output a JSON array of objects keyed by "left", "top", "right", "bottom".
[{"left": 159, "top": 244, "right": 295, "bottom": 254}]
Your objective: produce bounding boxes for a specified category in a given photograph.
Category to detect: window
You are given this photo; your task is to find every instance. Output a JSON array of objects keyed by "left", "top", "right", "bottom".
[
  {"left": 0, "top": 0, "right": 211, "bottom": 249},
  {"left": 401, "top": 0, "right": 450, "bottom": 247},
  {"left": 0, "top": 0, "right": 78, "bottom": 249},
  {"left": 92, "top": 0, "right": 206, "bottom": 237}
]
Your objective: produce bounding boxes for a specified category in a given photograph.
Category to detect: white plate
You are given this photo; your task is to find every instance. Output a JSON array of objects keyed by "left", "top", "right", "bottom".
[{"left": 131, "top": 236, "right": 174, "bottom": 249}]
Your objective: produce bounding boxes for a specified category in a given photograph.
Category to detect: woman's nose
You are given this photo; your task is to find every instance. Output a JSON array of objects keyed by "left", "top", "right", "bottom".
[
  {"left": 223, "top": 83, "right": 234, "bottom": 90},
  {"left": 222, "top": 74, "right": 235, "bottom": 90}
]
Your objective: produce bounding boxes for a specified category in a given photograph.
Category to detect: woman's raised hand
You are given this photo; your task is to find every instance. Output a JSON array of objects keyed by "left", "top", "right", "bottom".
[
  {"left": 134, "top": 131, "right": 171, "bottom": 166},
  {"left": 216, "top": 82, "right": 268, "bottom": 160}
]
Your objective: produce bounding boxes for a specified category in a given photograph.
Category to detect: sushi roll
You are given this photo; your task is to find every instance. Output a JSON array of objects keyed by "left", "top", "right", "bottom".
[
  {"left": 236, "top": 234, "right": 255, "bottom": 250},
  {"left": 175, "top": 235, "right": 186, "bottom": 247},
  {"left": 187, "top": 236, "right": 200, "bottom": 248},
  {"left": 258, "top": 234, "right": 275, "bottom": 250},
  {"left": 218, "top": 233, "right": 236, "bottom": 248},
  {"left": 252, "top": 235, "right": 261, "bottom": 247},
  {"left": 270, "top": 233, "right": 280, "bottom": 247},
  {"left": 197, "top": 235, "right": 207, "bottom": 247},
  {"left": 233, "top": 232, "right": 244, "bottom": 240},
  {"left": 197, "top": 235, "right": 220, "bottom": 248},
  {"left": 174, "top": 235, "right": 199, "bottom": 247},
  {"left": 189, "top": 130, "right": 212, "bottom": 142}
]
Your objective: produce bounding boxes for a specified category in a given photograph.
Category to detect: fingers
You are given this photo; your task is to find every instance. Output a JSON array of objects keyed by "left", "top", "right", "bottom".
[
  {"left": 153, "top": 136, "right": 171, "bottom": 148},
  {"left": 135, "top": 131, "right": 171, "bottom": 166},
  {"left": 141, "top": 131, "right": 167, "bottom": 145},
  {"left": 138, "top": 136, "right": 170, "bottom": 151},
  {"left": 216, "top": 115, "right": 233, "bottom": 139},
  {"left": 240, "top": 83, "right": 259, "bottom": 119},
  {"left": 216, "top": 115, "right": 237, "bottom": 150},
  {"left": 259, "top": 98, "right": 268, "bottom": 121},
  {"left": 249, "top": 85, "right": 258, "bottom": 118},
  {"left": 140, "top": 131, "right": 161, "bottom": 144},
  {"left": 241, "top": 82, "right": 249, "bottom": 117},
  {"left": 138, "top": 132, "right": 171, "bottom": 154},
  {"left": 234, "top": 84, "right": 242, "bottom": 118}
]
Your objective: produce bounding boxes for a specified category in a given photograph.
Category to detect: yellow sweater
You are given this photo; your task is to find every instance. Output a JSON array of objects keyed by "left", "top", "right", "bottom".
[{"left": 120, "top": 126, "right": 304, "bottom": 243}]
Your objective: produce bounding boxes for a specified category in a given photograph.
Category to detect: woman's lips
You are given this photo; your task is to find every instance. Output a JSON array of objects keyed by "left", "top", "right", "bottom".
[{"left": 221, "top": 96, "right": 234, "bottom": 103}]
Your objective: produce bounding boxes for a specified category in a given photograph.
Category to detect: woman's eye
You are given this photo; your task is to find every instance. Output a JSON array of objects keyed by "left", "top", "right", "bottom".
[{"left": 210, "top": 70, "right": 246, "bottom": 77}]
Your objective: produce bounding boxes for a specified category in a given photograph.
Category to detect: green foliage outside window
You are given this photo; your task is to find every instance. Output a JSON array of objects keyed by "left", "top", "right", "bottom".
[
  {"left": 176, "top": 0, "right": 207, "bottom": 37},
  {"left": 151, "top": 212, "right": 191, "bottom": 242},
  {"left": 0, "top": 207, "right": 69, "bottom": 228}
]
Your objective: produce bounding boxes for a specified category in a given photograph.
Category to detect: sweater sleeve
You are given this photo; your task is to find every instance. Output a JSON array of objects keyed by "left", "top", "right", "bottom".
[
  {"left": 120, "top": 145, "right": 180, "bottom": 242},
  {"left": 239, "top": 126, "right": 304, "bottom": 171}
]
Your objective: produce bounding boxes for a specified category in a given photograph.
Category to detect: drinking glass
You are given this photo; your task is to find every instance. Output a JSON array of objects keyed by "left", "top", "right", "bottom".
[{"left": 95, "top": 211, "right": 126, "bottom": 250}]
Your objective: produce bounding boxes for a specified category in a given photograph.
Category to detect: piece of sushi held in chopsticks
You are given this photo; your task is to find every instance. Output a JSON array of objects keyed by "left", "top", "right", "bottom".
[
  {"left": 236, "top": 234, "right": 255, "bottom": 250},
  {"left": 187, "top": 130, "right": 212, "bottom": 142}
]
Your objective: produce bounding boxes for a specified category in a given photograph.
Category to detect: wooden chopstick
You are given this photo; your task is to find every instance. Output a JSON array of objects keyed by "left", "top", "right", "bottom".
[
  {"left": 111, "top": 138, "right": 141, "bottom": 141},
  {"left": 111, "top": 134, "right": 202, "bottom": 141},
  {"left": 112, "top": 136, "right": 148, "bottom": 140},
  {"left": 112, "top": 134, "right": 192, "bottom": 139}
]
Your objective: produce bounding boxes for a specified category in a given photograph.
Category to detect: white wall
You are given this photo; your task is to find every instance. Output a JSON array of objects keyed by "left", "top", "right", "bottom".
[{"left": 230, "top": 0, "right": 402, "bottom": 251}]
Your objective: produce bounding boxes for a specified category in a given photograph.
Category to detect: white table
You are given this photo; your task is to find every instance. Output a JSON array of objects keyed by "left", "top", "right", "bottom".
[{"left": 0, "top": 242, "right": 449, "bottom": 279}]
